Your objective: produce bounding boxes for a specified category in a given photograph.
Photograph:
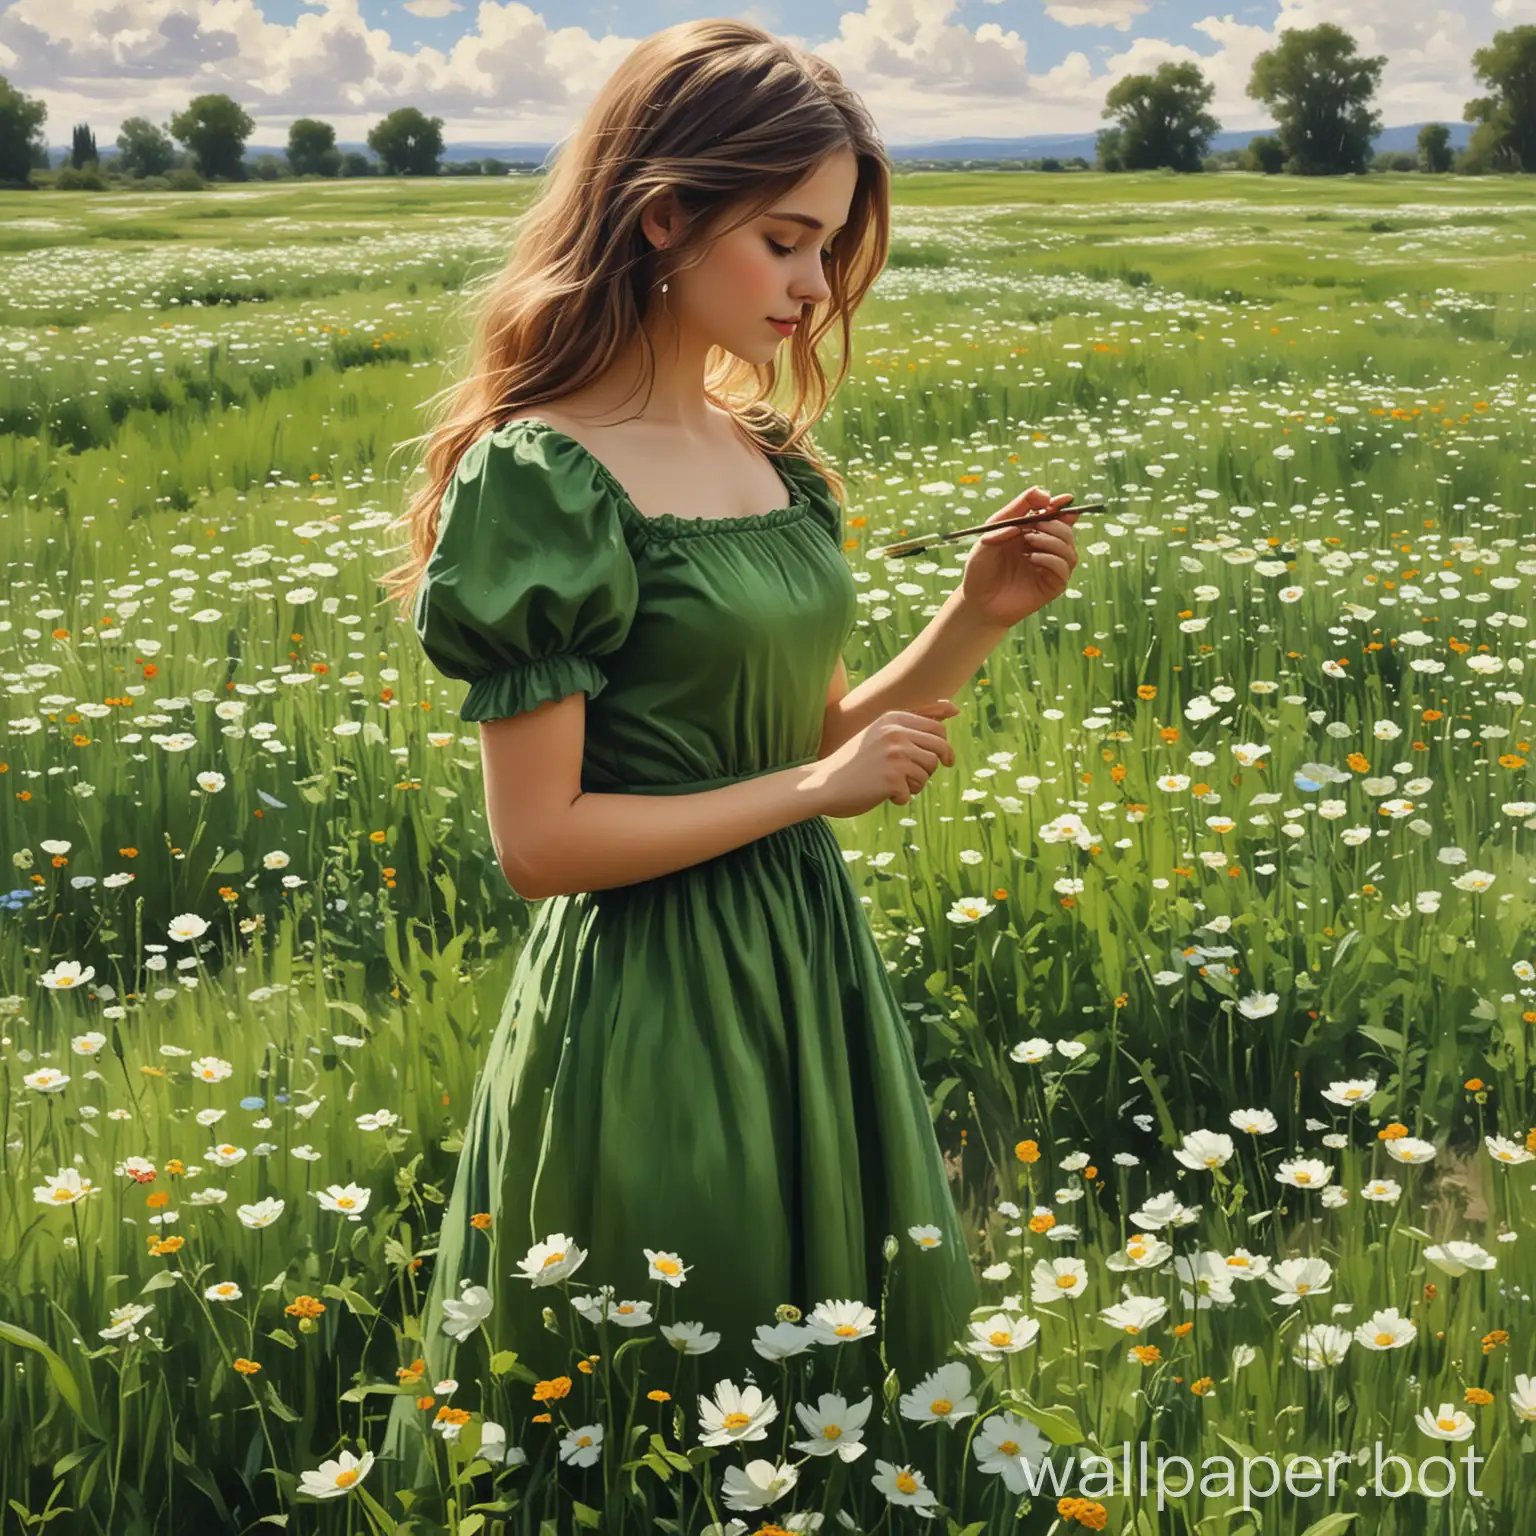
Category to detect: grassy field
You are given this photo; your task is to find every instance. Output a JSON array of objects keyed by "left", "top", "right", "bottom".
[{"left": 1, "top": 168, "right": 1535, "bottom": 1534}]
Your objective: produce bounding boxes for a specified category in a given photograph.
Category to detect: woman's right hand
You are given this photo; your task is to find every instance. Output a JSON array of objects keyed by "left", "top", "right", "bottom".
[{"left": 809, "top": 700, "right": 960, "bottom": 817}]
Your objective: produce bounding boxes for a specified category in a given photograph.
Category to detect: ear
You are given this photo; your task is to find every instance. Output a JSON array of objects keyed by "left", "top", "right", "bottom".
[{"left": 641, "top": 189, "right": 683, "bottom": 250}]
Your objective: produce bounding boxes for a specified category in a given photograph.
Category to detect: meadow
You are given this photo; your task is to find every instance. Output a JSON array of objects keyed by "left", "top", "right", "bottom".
[{"left": 1, "top": 167, "right": 1535, "bottom": 1534}]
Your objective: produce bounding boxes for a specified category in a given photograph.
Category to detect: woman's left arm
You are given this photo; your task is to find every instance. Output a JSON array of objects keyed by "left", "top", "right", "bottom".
[{"left": 818, "top": 487, "right": 1080, "bottom": 758}]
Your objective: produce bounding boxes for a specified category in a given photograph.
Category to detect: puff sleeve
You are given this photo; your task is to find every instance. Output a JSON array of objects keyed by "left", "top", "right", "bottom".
[{"left": 413, "top": 423, "right": 639, "bottom": 723}]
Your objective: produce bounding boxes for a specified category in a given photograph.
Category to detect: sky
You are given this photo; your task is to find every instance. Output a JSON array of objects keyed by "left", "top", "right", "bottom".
[{"left": 3, "top": 0, "right": 1530, "bottom": 148}]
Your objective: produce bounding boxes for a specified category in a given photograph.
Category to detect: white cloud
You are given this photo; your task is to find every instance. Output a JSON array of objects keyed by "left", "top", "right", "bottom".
[
  {"left": 1045, "top": 0, "right": 1151, "bottom": 32},
  {"left": 0, "top": 0, "right": 1522, "bottom": 142}
]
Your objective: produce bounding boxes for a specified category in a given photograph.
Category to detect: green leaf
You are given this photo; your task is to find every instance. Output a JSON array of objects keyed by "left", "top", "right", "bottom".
[
  {"left": 1216, "top": 1431, "right": 1262, "bottom": 1464},
  {"left": 571, "top": 1502, "right": 603, "bottom": 1528},
  {"left": 338, "top": 1382, "right": 412, "bottom": 1404},
  {"left": 1357, "top": 1024, "right": 1404, "bottom": 1053},
  {"left": 457, "top": 1516, "right": 485, "bottom": 1536},
  {"left": 0, "top": 1319, "right": 101, "bottom": 1437},
  {"left": 140, "top": 1269, "right": 181, "bottom": 1293},
  {"left": 52, "top": 1445, "right": 100, "bottom": 1479},
  {"left": 265, "top": 1328, "right": 298, "bottom": 1351},
  {"left": 997, "top": 1395, "right": 1083, "bottom": 1446},
  {"left": 263, "top": 1380, "right": 302, "bottom": 1423},
  {"left": 1133, "top": 1055, "right": 1180, "bottom": 1147},
  {"left": 322, "top": 1283, "right": 379, "bottom": 1319},
  {"left": 1298, "top": 1516, "right": 1358, "bottom": 1536}
]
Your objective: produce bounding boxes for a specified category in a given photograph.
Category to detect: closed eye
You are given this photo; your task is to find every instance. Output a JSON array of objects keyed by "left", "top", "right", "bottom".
[{"left": 767, "top": 238, "right": 835, "bottom": 264}]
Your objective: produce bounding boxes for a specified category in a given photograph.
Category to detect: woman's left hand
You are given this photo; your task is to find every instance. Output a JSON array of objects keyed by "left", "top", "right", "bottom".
[{"left": 960, "top": 487, "right": 1081, "bottom": 629}]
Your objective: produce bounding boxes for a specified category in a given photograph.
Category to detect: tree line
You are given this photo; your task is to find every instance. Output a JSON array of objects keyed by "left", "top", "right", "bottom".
[{"left": 2, "top": 21, "right": 1534, "bottom": 190}]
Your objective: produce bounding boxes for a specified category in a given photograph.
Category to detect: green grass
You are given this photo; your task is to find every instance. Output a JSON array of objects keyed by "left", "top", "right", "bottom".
[{"left": 0, "top": 171, "right": 1533, "bottom": 1534}]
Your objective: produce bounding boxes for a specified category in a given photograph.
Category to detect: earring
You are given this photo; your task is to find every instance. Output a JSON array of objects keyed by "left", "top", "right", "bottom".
[{"left": 661, "top": 281, "right": 669, "bottom": 295}]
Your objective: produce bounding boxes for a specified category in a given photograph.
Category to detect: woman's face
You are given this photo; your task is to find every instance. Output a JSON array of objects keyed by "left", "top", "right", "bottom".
[{"left": 660, "top": 147, "right": 860, "bottom": 363}]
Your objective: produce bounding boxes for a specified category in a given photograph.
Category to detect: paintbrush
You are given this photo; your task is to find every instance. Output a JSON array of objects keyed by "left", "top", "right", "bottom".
[{"left": 869, "top": 501, "right": 1106, "bottom": 560}]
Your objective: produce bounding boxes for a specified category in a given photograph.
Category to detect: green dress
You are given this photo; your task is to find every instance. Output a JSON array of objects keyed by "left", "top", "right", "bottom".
[{"left": 382, "top": 416, "right": 978, "bottom": 1483}]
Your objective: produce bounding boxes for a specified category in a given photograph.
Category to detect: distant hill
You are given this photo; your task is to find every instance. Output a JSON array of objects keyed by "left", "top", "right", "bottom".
[{"left": 56, "top": 121, "right": 1477, "bottom": 168}]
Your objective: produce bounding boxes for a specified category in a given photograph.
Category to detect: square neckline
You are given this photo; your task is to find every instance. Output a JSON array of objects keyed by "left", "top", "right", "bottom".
[{"left": 499, "top": 415, "right": 813, "bottom": 537}]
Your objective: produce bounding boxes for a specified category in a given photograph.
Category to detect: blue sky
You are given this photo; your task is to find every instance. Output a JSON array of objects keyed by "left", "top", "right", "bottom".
[{"left": 0, "top": 0, "right": 1506, "bottom": 144}]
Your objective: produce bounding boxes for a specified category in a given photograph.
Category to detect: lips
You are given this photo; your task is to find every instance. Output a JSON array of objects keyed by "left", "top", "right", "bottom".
[{"left": 767, "top": 317, "right": 798, "bottom": 336}]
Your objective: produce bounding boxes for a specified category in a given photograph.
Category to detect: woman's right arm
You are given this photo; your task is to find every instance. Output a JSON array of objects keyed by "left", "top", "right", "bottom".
[{"left": 480, "top": 693, "right": 957, "bottom": 900}]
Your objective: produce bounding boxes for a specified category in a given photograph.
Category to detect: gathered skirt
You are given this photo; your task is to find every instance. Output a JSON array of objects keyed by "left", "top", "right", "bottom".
[{"left": 382, "top": 812, "right": 978, "bottom": 1485}]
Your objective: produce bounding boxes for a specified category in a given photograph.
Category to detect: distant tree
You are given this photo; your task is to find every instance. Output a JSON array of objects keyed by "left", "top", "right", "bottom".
[
  {"left": 1101, "top": 60, "right": 1221, "bottom": 172},
  {"left": 168, "top": 94, "right": 256, "bottom": 180},
  {"left": 1095, "top": 126, "right": 1125, "bottom": 172},
  {"left": 116, "top": 117, "right": 178, "bottom": 178},
  {"left": 1417, "top": 123, "right": 1453, "bottom": 173},
  {"left": 340, "top": 150, "right": 374, "bottom": 177},
  {"left": 288, "top": 118, "right": 341, "bottom": 177},
  {"left": 1371, "top": 150, "right": 1417, "bottom": 172},
  {"left": 480, "top": 156, "right": 511, "bottom": 175},
  {"left": 367, "top": 108, "right": 445, "bottom": 176},
  {"left": 1243, "top": 134, "right": 1286, "bottom": 174},
  {"left": 69, "top": 123, "right": 98, "bottom": 169},
  {"left": 1247, "top": 23, "right": 1386, "bottom": 174},
  {"left": 250, "top": 153, "right": 289, "bottom": 180},
  {"left": 0, "top": 73, "right": 47, "bottom": 186},
  {"left": 1464, "top": 26, "right": 1536, "bottom": 172}
]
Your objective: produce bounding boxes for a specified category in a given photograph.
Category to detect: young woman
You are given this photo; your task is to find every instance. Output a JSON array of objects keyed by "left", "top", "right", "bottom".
[{"left": 379, "top": 17, "right": 1079, "bottom": 1491}]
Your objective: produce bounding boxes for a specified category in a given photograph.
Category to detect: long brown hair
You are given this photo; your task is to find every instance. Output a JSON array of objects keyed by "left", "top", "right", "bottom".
[{"left": 377, "top": 18, "right": 891, "bottom": 618}]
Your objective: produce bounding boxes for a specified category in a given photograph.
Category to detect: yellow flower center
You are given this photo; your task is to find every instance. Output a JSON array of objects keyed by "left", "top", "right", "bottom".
[
  {"left": 930, "top": 1399, "right": 952, "bottom": 1415},
  {"left": 723, "top": 1412, "right": 750, "bottom": 1430},
  {"left": 1057, "top": 1275, "right": 1077, "bottom": 1289},
  {"left": 335, "top": 1469, "right": 359, "bottom": 1488},
  {"left": 1375, "top": 1332, "right": 1394, "bottom": 1346},
  {"left": 896, "top": 1471, "right": 918, "bottom": 1493}
]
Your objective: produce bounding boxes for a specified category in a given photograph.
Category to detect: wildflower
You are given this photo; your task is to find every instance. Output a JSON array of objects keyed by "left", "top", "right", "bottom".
[
  {"left": 1384, "top": 1137, "right": 1436, "bottom": 1164},
  {"left": 1230, "top": 1108, "right": 1278, "bottom": 1135},
  {"left": 99, "top": 1302, "right": 154, "bottom": 1342},
  {"left": 234, "top": 1358, "right": 261, "bottom": 1375},
  {"left": 1275, "top": 1158, "right": 1333, "bottom": 1189},
  {"left": 964, "top": 1312, "right": 1042, "bottom": 1358},
  {"left": 1129, "top": 1345, "right": 1161, "bottom": 1365},
  {"left": 33, "top": 1168, "right": 96, "bottom": 1207},
  {"left": 720, "top": 1456, "right": 801, "bottom": 1513},
  {"left": 205, "top": 1281, "right": 242, "bottom": 1302},
  {"left": 1099, "top": 1295, "right": 1168, "bottom": 1335},
  {"left": 1294, "top": 1325, "right": 1352, "bottom": 1370},
  {"left": 1484, "top": 1135, "right": 1535, "bottom": 1166},
  {"left": 440, "top": 1283, "right": 493, "bottom": 1341},
  {"left": 1510, "top": 1376, "right": 1536, "bottom": 1421},
  {"left": 1355, "top": 1308, "right": 1416, "bottom": 1350},
  {"left": 1424, "top": 1241, "right": 1496, "bottom": 1277},
  {"left": 698, "top": 1379, "right": 779, "bottom": 1447},
  {"left": 1361, "top": 1178, "right": 1402, "bottom": 1203},
  {"left": 1265, "top": 1257, "right": 1333, "bottom": 1306},
  {"left": 897, "top": 1362, "right": 977, "bottom": 1426},
  {"left": 557, "top": 1421, "right": 604, "bottom": 1468},
  {"left": 1321, "top": 1078, "right": 1377, "bottom": 1109},
  {"left": 1481, "top": 1329, "right": 1508, "bottom": 1355},
  {"left": 298, "top": 1448, "right": 375, "bottom": 1498},
  {"left": 1378, "top": 1122, "right": 1409, "bottom": 1140},
  {"left": 285, "top": 1295, "right": 326, "bottom": 1320},
  {"left": 1015, "top": 1139, "right": 1040, "bottom": 1164},
  {"left": 314, "top": 1183, "right": 371, "bottom": 1221},
  {"left": 513, "top": 1233, "right": 587, "bottom": 1286},
  {"left": 791, "top": 1391, "right": 874, "bottom": 1462},
  {"left": 1057, "top": 1497, "right": 1109, "bottom": 1530},
  {"left": 805, "top": 1298, "right": 877, "bottom": 1345},
  {"left": 867, "top": 1458, "right": 939, "bottom": 1515},
  {"left": 1173, "top": 1130, "right": 1234, "bottom": 1170},
  {"left": 1416, "top": 1403, "right": 1475, "bottom": 1442},
  {"left": 1191, "top": 1377, "right": 1215, "bottom": 1396},
  {"left": 39, "top": 960, "right": 96, "bottom": 990},
  {"left": 1465, "top": 1387, "right": 1494, "bottom": 1406},
  {"left": 1031, "top": 1257, "right": 1088, "bottom": 1303}
]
